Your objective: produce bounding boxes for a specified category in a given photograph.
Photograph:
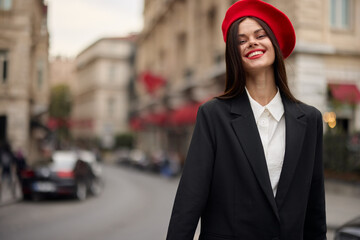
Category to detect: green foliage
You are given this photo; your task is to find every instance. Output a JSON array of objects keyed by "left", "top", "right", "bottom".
[
  {"left": 49, "top": 84, "right": 72, "bottom": 118},
  {"left": 114, "top": 132, "right": 134, "bottom": 149},
  {"left": 323, "top": 130, "right": 360, "bottom": 173},
  {"left": 49, "top": 84, "right": 72, "bottom": 147}
]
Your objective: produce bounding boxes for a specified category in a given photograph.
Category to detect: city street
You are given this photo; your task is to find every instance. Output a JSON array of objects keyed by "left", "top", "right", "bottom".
[
  {"left": 1, "top": 1, "right": 360, "bottom": 240},
  {"left": 0, "top": 163, "right": 359, "bottom": 240},
  {"left": 0, "top": 164, "right": 179, "bottom": 240}
]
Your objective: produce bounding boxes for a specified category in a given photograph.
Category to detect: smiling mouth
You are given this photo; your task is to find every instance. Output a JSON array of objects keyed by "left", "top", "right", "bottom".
[{"left": 246, "top": 50, "right": 265, "bottom": 58}]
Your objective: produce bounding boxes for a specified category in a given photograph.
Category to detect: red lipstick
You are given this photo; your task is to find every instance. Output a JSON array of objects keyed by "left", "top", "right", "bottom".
[{"left": 245, "top": 49, "right": 266, "bottom": 59}]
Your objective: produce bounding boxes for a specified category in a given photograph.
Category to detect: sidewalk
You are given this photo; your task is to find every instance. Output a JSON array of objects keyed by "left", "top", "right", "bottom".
[
  {"left": 325, "top": 179, "right": 360, "bottom": 230},
  {"left": 0, "top": 179, "right": 22, "bottom": 207}
]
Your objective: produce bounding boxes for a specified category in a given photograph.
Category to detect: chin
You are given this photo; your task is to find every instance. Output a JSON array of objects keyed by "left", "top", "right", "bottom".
[{"left": 244, "top": 63, "right": 273, "bottom": 72}]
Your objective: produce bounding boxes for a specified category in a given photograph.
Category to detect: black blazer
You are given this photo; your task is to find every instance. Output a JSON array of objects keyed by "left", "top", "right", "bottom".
[{"left": 167, "top": 92, "right": 327, "bottom": 240}]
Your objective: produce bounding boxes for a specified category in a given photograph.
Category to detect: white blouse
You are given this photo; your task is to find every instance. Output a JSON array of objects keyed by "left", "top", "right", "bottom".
[{"left": 245, "top": 88, "right": 286, "bottom": 196}]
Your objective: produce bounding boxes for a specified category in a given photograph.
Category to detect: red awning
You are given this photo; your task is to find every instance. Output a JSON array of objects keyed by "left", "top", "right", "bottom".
[
  {"left": 169, "top": 102, "right": 202, "bottom": 126},
  {"left": 47, "top": 118, "right": 58, "bottom": 130},
  {"left": 329, "top": 84, "right": 360, "bottom": 104},
  {"left": 130, "top": 117, "right": 144, "bottom": 131},
  {"left": 139, "top": 72, "right": 166, "bottom": 94},
  {"left": 130, "top": 97, "right": 212, "bottom": 130},
  {"left": 143, "top": 112, "right": 167, "bottom": 126}
]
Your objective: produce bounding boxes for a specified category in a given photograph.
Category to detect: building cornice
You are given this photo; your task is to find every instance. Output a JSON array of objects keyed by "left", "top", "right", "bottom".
[
  {"left": 76, "top": 37, "right": 135, "bottom": 59},
  {"left": 76, "top": 54, "right": 132, "bottom": 70},
  {"left": 74, "top": 85, "right": 126, "bottom": 99},
  {"left": 294, "top": 42, "right": 360, "bottom": 57}
]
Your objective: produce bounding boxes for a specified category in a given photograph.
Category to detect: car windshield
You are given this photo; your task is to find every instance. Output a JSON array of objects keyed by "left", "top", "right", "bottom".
[{"left": 50, "top": 151, "right": 77, "bottom": 170}]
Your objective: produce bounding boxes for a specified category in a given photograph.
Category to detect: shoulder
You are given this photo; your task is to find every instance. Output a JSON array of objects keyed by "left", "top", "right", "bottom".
[
  {"left": 199, "top": 97, "right": 231, "bottom": 115},
  {"left": 291, "top": 102, "right": 323, "bottom": 130},
  {"left": 195, "top": 97, "right": 233, "bottom": 128},
  {"left": 296, "top": 102, "right": 322, "bottom": 120}
]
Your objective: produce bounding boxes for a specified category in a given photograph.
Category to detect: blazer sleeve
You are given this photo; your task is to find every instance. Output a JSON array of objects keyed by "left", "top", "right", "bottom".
[
  {"left": 303, "top": 110, "right": 327, "bottom": 240},
  {"left": 166, "top": 105, "right": 215, "bottom": 240}
]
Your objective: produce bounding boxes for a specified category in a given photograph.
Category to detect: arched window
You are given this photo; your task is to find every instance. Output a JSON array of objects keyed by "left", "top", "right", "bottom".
[
  {"left": 330, "top": 0, "right": 352, "bottom": 29},
  {"left": 0, "top": 50, "right": 8, "bottom": 83},
  {"left": 0, "top": 0, "right": 12, "bottom": 11}
]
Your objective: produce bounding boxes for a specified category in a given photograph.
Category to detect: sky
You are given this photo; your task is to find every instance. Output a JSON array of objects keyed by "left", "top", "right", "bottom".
[{"left": 46, "top": 0, "right": 144, "bottom": 58}]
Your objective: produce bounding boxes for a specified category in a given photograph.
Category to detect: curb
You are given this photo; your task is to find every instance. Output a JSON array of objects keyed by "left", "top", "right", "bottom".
[
  {"left": 0, "top": 198, "right": 22, "bottom": 208},
  {"left": 0, "top": 181, "right": 22, "bottom": 207},
  {"left": 325, "top": 179, "right": 360, "bottom": 198},
  {"left": 327, "top": 224, "right": 339, "bottom": 231}
]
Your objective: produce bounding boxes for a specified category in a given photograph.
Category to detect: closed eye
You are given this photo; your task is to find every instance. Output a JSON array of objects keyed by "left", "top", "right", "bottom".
[{"left": 257, "top": 34, "right": 267, "bottom": 39}]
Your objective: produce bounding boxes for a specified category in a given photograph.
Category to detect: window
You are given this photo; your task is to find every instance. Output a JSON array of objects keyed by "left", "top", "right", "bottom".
[
  {"left": 177, "top": 32, "right": 187, "bottom": 76},
  {"left": 330, "top": 0, "right": 351, "bottom": 29},
  {"left": 41, "top": 19, "right": 48, "bottom": 36},
  {"left": 108, "top": 97, "right": 115, "bottom": 117},
  {"left": 108, "top": 64, "right": 116, "bottom": 82},
  {"left": 207, "top": 7, "right": 217, "bottom": 28},
  {"left": 0, "top": 50, "right": 8, "bottom": 83},
  {"left": 0, "top": 0, "right": 12, "bottom": 10},
  {"left": 0, "top": 116, "right": 7, "bottom": 141},
  {"left": 37, "top": 60, "right": 44, "bottom": 89}
]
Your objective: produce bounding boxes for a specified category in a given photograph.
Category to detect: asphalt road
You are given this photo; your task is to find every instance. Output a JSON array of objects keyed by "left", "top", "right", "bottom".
[
  {"left": 0, "top": 164, "right": 179, "bottom": 240},
  {"left": 1, "top": 162, "right": 358, "bottom": 240}
]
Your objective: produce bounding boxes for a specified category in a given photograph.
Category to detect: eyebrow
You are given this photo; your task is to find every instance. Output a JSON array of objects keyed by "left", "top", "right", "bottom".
[{"left": 238, "top": 28, "right": 265, "bottom": 37}]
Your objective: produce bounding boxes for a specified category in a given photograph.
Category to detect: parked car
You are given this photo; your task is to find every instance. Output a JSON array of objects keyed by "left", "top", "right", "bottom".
[
  {"left": 115, "top": 148, "right": 132, "bottom": 165},
  {"left": 20, "top": 150, "right": 103, "bottom": 201},
  {"left": 128, "top": 149, "right": 150, "bottom": 170},
  {"left": 335, "top": 216, "right": 360, "bottom": 240}
]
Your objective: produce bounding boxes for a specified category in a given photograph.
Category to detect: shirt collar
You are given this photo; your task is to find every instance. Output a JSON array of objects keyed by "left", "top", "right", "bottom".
[{"left": 245, "top": 87, "right": 284, "bottom": 122}]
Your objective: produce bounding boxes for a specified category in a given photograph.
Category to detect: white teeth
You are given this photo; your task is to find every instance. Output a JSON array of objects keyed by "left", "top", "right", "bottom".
[{"left": 248, "top": 51, "right": 264, "bottom": 58}]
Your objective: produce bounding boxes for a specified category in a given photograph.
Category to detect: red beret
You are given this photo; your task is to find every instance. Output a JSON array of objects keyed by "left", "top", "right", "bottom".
[{"left": 222, "top": 0, "right": 296, "bottom": 59}]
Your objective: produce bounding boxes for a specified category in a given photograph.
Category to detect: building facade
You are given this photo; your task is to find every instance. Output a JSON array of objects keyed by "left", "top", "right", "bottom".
[
  {"left": 72, "top": 37, "right": 136, "bottom": 149},
  {"left": 0, "top": 0, "right": 49, "bottom": 161},
  {"left": 134, "top": 0, "right": 360, "bottom": 162},
  {"left": 49, "top": 56, "right": 77, "bottom": 90}
]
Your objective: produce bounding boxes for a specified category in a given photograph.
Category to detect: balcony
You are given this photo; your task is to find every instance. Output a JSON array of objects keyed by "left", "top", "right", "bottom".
[{"left": 0, "top": 9, "right": 13, "bottom": 23}]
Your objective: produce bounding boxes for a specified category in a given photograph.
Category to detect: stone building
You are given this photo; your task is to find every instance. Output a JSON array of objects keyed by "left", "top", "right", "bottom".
[
  {"left": 134, "top": 0, "right": 360, "bottom": 162},
  {"left": 0, "top": 0, "right": 49, "bottom": 161},
  {"left": 49, "top": 56, "right": 77, "bottom": 90},
  {"left": 72, "top": 37, "right": 136, "bottom": 149}
]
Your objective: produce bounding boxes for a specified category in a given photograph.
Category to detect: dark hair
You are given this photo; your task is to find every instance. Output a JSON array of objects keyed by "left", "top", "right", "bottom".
[{"left": 217, "top": 16, "right": 299, "bottom": 103}]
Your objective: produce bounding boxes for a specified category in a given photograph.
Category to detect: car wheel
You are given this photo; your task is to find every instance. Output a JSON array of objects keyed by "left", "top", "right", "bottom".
[
  {"left": 32, "top": 193, "right": 42, "bottom": 201},
  {"left": 22, "top": 193, "right": 32, "bottom": 201},
  {"left": 90, "top": 178, "right": 103, "bottom": 196},
  {"left": 75, "top": 182, "right": 87, "bottom": 201}
]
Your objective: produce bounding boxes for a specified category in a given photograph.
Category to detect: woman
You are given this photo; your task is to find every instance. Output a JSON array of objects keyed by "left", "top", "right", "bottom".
[{"left": 166, "top": 0, "right": 326, "bottom": 239}]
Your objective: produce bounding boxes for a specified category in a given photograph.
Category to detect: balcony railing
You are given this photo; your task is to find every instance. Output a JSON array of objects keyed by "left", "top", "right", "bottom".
[{"left": 0, "top": 9, "right": 13, "bottom": 21}]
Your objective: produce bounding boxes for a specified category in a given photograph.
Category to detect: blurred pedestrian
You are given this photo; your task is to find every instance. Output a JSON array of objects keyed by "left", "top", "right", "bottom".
[
  {"left": 14, "top": 149, "right": 27, "bottom": 184},
  {"left": 167, "top": 0, "right": 326, "bottom": 239},
  {"left": 0, "top": 141, "right": 17, "bottom": 199},
  {"left": 160, "top": 151, "right": 181, "bottom": 178}
]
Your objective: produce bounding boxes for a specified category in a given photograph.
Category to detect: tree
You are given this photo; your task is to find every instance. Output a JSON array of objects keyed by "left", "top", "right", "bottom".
[
  {"left": 49, "top": 84, "right": 72, "bottom": 148},
  {"left": 49, "top": 84, "right": 72, "bottom": 118}
]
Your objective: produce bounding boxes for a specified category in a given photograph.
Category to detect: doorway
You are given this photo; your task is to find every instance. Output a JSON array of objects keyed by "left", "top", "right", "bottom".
[{"left": 0, "top": 115, "right": 7, "bottom": 143}]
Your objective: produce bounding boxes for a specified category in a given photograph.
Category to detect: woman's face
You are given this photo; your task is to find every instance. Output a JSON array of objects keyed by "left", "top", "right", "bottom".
[{"left": 237, "top": 18, "right": 275, "bottom": 73}]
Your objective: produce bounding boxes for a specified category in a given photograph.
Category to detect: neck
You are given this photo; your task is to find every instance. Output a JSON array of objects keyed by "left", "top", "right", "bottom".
[{"left": 245, "top": 68, "right": 277, "bottom": 106}]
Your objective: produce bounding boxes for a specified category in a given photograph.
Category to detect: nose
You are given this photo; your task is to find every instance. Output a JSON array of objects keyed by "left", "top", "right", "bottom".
[{"left": 248, "top": 37, "right": 258, "bottom": 48}]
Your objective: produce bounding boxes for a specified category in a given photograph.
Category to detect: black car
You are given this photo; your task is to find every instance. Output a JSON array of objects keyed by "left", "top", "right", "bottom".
[
  {"left": 335, "top": 216, "right": 360, "bottom": 240},
  {"left": 20, "top": 150, "right": 103, "bottom": 201}
]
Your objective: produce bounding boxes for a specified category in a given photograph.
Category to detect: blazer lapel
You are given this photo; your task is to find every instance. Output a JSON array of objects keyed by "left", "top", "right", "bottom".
[
  {"left": 275, "top": 96, "right": 307, "bottom": 209},
  {"left": 230, "top": 92, "right": 280, "bottom": 222}
]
